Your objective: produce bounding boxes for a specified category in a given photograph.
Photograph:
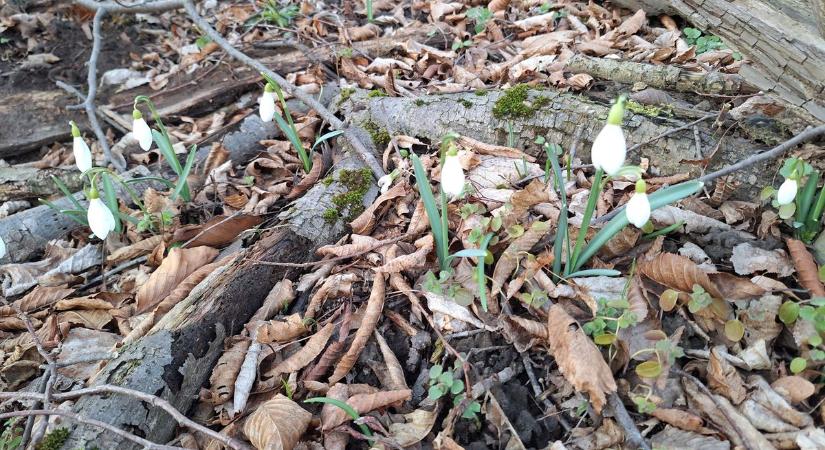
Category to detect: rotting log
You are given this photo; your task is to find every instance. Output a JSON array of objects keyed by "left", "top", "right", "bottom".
[
  {"left": 0, "top": 91, "right": 89, "bottom": 159},
  {"left": 610, "top": 0, "right": 825, "bottom": 121},
  {"left": 339, "top": 88, "right": 792, "bottom": 195},
  {"left": 62, "top": 153, "right": 378, "bottom": 450},
  {"left": 104, "top": 24, "right": 446, "bottom": 121},
  {"left": 0, "top": 167, "right": 83, "bottom": 203},
  {"left": 565, "top": 54, "right": 755, "bottom": 95}
]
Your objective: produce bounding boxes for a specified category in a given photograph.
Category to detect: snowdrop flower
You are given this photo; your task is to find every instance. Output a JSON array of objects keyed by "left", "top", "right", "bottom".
[
  {"left": 626, "top": 179, "right": 651, "bottom": 228},
  {"left": 777, "top": 177, "right": 798, "bottom": 205},
  {"left": 70, "top": 121, "right": 92, "bottom": 173},
  {"left": 0, "top": 235, "right": 5, "bottom": 260},
  {"left": 132, "top": 109, "right": 153, "bottom": 151},
  {"left": 591, "top": 96, "right": 627, "bottom": 176},
  {"left": 441, "top": 148, "right": 465, "bottom": 198},
  {"left": 377, "top": 169, "right": 399, "bottom": 194},
  {"left": 87, "top": 189, "right": 116, "bottom": 240},
  {"left": 259, "top": 83, "right": 277, "bottom": 123}
]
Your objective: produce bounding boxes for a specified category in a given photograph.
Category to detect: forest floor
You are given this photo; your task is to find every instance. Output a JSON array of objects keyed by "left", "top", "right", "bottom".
[{"left": 0, "top": 1, "right": 824, "bottom": 450}]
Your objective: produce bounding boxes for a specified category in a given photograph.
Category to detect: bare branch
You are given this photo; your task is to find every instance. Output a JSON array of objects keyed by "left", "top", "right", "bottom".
[
  {"left": 181, "top": 0, "right": 385, "bottom": 180},
  {"left": 0, "top": 410, "right": 183, "bottom": 450},
  {"left": 74, "top": 0, "right": 184, "bottom": 13}
]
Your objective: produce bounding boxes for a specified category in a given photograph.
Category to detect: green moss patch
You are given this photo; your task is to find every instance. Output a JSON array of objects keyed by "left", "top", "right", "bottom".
[
  {"left": 367, "top": 89, "right": 388, "bottom": 98},
  {"left": 363, "top": 120, "right": 391, "bottom": 148},
  {"left": 323, "top": 168, "right": 372, "bottom": 224},
  {"left": 35, "top": 428, "right": 69, "bottom": 450},
  {"left": 492, "top": 84, "right": 548, "bottom": 119},
  {"left": 626, "top": 100, "right": 672, "bottom": 118}
]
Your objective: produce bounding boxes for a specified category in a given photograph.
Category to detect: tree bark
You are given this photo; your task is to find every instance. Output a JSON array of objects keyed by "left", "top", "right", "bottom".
[
  {"left": 610, "top": 0, "right": 825, "bottom": 121},
  {"left": 340, "top": 88, "right": 779, "bottom": 194},
  {"left": 0, "top": 167, "right": 83, "bottom": 202},
  {"left": 62, "top": 153, "right": 378, "bottom": 450}
]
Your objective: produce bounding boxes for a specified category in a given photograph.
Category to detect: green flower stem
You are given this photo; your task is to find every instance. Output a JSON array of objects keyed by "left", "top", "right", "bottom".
[
  {"left": 568, "top": 168, "right": 604, "bottom": 274},
  {"left": 545, "top": 143, "right": 568, "bottom": 278},
  {"left": 439, "top": 189, "right": 450, "bottom": 272}
]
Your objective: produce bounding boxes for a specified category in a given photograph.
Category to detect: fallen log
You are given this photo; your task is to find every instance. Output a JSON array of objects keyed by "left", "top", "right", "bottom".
[
  {"left": 340, "top": 87, "right": 784, "bottom": 195},
  {"left": 0, "top": 91, "right": 89, "bottom": 159},
  {"left": 565, "top": 54, "right": 755, "bottom": 95},
  {"left": 0, "top": 167, "right": 82, "bottom": 203},
  {"left": 62, "top": 152, "right": 379, "bottom": 449},
  {"left": 610, "top": 0, "right": 825, "bottom": 121}
]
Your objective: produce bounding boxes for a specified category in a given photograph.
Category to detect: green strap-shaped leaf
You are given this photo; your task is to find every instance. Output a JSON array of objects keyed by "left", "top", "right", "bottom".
[
  {"left": 410, "top": 153, "right": 448, "bottom": 270},
  {"left": 304, "top": 397, "right": 372, "bottom": 438}
]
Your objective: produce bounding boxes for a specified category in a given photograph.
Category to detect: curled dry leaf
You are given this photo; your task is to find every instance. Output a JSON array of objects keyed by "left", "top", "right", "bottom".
[
  {"left": 304, "top": 272, "right": 356, "bottom": 319},
  {"left": 350, "top": 183, "right": 408, "bottom": 235},
  {"left": 376, "top": 234, "right": 433, "bottom": 273},
  {"left": 233, "top": 335, "right": 261, "bottom": 415},
  {"left": 251, "top": 279, "right": 295, "bottom": 323},
  {"left": 267, "top": 321, "right": 335, "bottom": 376},
  {"left": 322, "top": 389, "right": 412, "bottom": 431},
  {"left": 205, "top": 337, "right": 250, "bottom": 405},
  {"left": 154, "top": 257, "right": 228, "bottom": 317},
  {"left": 388, "top": 408, "right": 438, "bottom": 447},
  {"left": 651, "top": 408, "right": 705, "bottom": 432},
  {"left": 135, "top": 246, "right": 219, "bottom": 313},
  {"left": 255, "top": 313, "right": 307, "bottom": 344},
  {"left": 328, "top": 275, "right": 385, "bottom": 384},
  {"left": 545, "top": 304, "right": 617, "bottom": 413},
  {"left": 243, "top": 394, "right": 311, "bottom": 450},
  {"left": 106, "top": 234, "right": 165, "bottom": 265},
  {"left": 771, "top": 376, "right": 815, "bottom": 404},
  {"left": 317, "top": 234, "right": 380, "bottom": 258},
  {"left": 491, "top": 221, "right": 550, "bottom": 305},
  {"left": 172, "top": 214, "right": 262, "bottom": 248},
  {"left": 374, "top": 330, "right": 408, "bottom": 391},
  {"left": 639, "top": 252, "right": 723, "bottom": 299},
  {"left": 287, "top": 153, "right": 325, "bottom": 200},
  {"left": 785, "top": 238, "right": 825, "bottom": 297},
  {"left": 0, "top": 286, "right": 73, "bottom": 316}
]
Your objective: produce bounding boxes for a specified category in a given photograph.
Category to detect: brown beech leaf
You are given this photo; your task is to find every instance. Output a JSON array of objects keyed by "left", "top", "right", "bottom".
[
  {"left": 388, "top": 408, "right": 438, "bottom": 447},
  {"left": 243, "top": 394, "right": 311, "bottom": 450},
  {"left": 322, "top": 389, "right": 412, "bottom": 431},
  {"left": 172, "top": 214, "right": 262, "bottom": 248},
  {"left": 771, "top": 375, "right": 815, "bottom": 404},
  {"left": 0, "top": 286, "right": 73, "bottom": 316},
  {"left": 154, "top": 257, "right": 228, "bottom": 317},
  {"left": 707, "top": 347, "right": 747, "bottom": 404},
  {"left": 456, "top": 135, "right": 534, "bottom": 161},
  {"left": 135, "top": 246, "right": 218, "bottom": 313},
  {"left": 545, "top": 304, "right": 616, "bottom": 413},
  {"left": 106, "top": 234, "right": 165, "bottom": 265},
  {"left": 351, "top": 183, "right": 408, "bottom": 235},
  {"left": 707, "top": 272, "right": 766, "bottom": 300},
  {"left": 615, "top": 9, "right": 646, "bottom": 36},
  {"left": 491, "top": 221, "right": 551, "bottom": 302},
  {"left": 506, "top": 179, "right": 548, "bottom": 228},
  {"left": 204, "top": 337, "right": 250, "bottom": 405},
  {"left": 255, "top": 313, "right": 307, "bottom": 344},
  {"left": 304, "top": 272, "right": 356, "bottom": 320},
  {"left": 316, "top": 235, "right": 381, "bottom": 258},
  {"left": 651, "top": 408, "right": 704, "bottom": 432},
  {"left": 374, "top": 330, "right": 408, "bottom": 391},
  {"left": 627, "top": 275, "right": 649, "bottom": 321},
  {"left": 251, "top": 280, "right": 295, "bottom": 322},
  {"left": 303, "top": 340, "right": 345, "bottom": 382},
  {"left": 376, "top": 235, "right": 433, "bottom": 273},
  {"left": 487, "top": 0, "right": 510, "bottom": 13},
  {"left": 785, "top": 238, "right": 825, "bottom": 297},
  {"left": 286, "top": 153, "right": 325, "bottom": 200},
  {"left": 266, "top": 321, "right": 334, "bottom": 376},
  {"left": 328, "top": 275, "right": 385, "bottom": 384},
  {"left": 639, "top": 253, "right": 723, "bottom": 299}
]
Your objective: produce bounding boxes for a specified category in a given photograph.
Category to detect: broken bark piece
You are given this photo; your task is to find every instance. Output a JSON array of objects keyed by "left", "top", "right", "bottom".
[
  {"left": 63, "top": 152, "right": 378, "bottom": 449},
  {"left": 0, "top": 166, "right": 83, "bottom": 202},
  {"left": 340, "top": 87, "right": 780, "bottom": 197},
  {"left": 565, "top": 54, "right": 755, "bottom": 95}
]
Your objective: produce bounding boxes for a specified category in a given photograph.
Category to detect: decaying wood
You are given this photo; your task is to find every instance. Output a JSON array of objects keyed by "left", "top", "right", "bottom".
[
  {"left": 105, "top": 24, "right": 445, "bottom": 121},
  {"left": 611, "top": 0, "right": 825, "bottom": 121},
  {"left": 0, "top": 91, "right": 89, "bottom": 159},
  {"left": 565, "top": 54, "right": 754, "bottom": 95},
  {"left": 0, "top": 167, "right": 82, "bottom": 202},
  {"left": 341, "top": 88, "right": 783, "bottom": 194},
  {"left": 63, "top": 153, "right": 378, "bottom": 449}
]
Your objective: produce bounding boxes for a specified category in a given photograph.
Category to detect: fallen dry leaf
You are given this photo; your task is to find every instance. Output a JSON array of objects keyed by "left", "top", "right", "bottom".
[
  {"left": 267, "top": 321, "right": 335, "bottom": 376},
  {"left": 785, "top": 238, "right": 825, "bottom": 296},
  {"left": 771, "top": 376, "right": 815, "bottom": 404},
  {"left": 204, "top": 337, "right": 250, "bottom": 405},
  {"left": 243, "top": 394, "right": 311, "bottom": 450},
  {"left": 640, "top": 252, "right": 724, "bottom": 299},
  {"left": 172, "top": 214, "right": 262, "bottom": 248},
  {"left": 322, "top": 389, "right": 411, "bottom": 430},
  {"left": 135, "top": 246, "right": 218, "bottom": 313},
  {"left": 329, "top": 275, "right": 385, "bottom": 383}
]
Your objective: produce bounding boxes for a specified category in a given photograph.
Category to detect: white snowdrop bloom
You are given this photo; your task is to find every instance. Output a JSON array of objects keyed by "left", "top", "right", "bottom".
[
  {"left": 71, "top": 121, "right": 92, "bottom": 173},
  {"left": 0, "top": 235, "right": 6, "bottom": 260},
  {"left": 87, "top": 196, "right": 116, "bottom": 240},
  {"left": 440, "top": 151, "right": 465, "bottom": 199},
  {"left": 777, "top": 178, "right": 798, "bottom": 205},
  {"left": 377, "top": 174, "right": 393, "bottom": 193},
  {"left": 132, "top": 109, "right": 153, "bottom": 151},
  {"left": 626, "top": 180, "right": 651, "bottom": 228},
  {"left": 591, "top": 124, "right": 626, "bottom": 176},
  {"left": 259, "top": 85, "right": 277, "bottom": 123}
]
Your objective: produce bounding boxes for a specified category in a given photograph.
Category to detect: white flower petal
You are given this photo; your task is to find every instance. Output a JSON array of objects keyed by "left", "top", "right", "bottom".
[
  {"left": 259, "top": 91, "right": 276, "bottom": 123},
  {"left": 133, "top": 118, "right": 153, "bottom": 151},
  {"left": 591, "top": 124, "right": 626, "bottom": 176},
  {"left": 440, "top": 154, "right": 465, "bottom": 198},
  {"left": 377, "top": 174, "right": 392, "bottom": 194},
  {"left": 87, "top": 198, "right": 116, "bottom": 240},
  {"left": 625, "top": 192, "right": 651, "bottom": 228},
  {"left": 73, "top": 136, "right": 93, "bottom": 172},
  {"left": 777, "top": 178, "right": 798, "bottom": 205}
]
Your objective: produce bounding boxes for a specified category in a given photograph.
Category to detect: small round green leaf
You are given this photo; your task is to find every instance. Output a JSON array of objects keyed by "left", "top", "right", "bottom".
[
  {"left": 779, "top": 301, "right": 800, "bottom": 325},
  {"left": 635, "top": 360, "right": 663, "bottom": 378},
  {"left": 428, "top": 385, "right": 445, "bottom": 400},
  {"left": 450, "top": 380, "right": 465, "bottom": 394},
  {"left": 790, "top": 357, "right": 807, "bottom": 374},
  {"left": 429, "top": 365, "right": 443, "bottom": 379},
  {"left": 778, "top": 202, "right": 796, "bottom": 219},
  {"left": 438, "top": 372, "right": 454, "bottom": 385},
  {"left": 724, "top": 319, "right": 745, "bottom": 342},
  {"left": 660, "top": 289, "right": 679, "bottom": 312},
  {"left": 594, "top": 333, "right": 617, "bottom": 346}
]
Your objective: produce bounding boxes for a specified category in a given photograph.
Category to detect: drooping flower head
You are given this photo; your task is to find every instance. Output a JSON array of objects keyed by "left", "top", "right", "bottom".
[
  {"left": 777, "top": 177, "right": 798, "bottom": 206},
  {"left": 259, "top": 83, "right": 277, "bottom": 123},
  {"left": 626, "top": 179, "right": 651, "bottom": 228},
  {"left": 132, "top": 109, "right": 153, "bottom": 151},
  {"left": 70, "top": 121, "right": 92, "bottom": 173},
  {"left": 86, "top": 187, "right": 116, "bottom": 240},
  {"left": 440, "top": 146, "right": 465, "bottom": 199},
  {"left": 591, "top": 95, "right": 628, "bottom": 176}
]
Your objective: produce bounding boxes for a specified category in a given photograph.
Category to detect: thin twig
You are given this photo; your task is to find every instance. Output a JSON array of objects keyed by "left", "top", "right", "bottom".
[
  {"left": 627, "top": 114, "right": 715, "bottom": 153},
  {"left": 0, "top": 410, "right": 183, "bottom": 450},
  {"left": 521, "top": 353, "right": 572, "bottom": 431},
  {"left": 74, "top": 0, "right": 184, "bottom": 13},
  {"left": 247, "top": 234, "right": 408, "bottom": 268},
  {"left": 607, "top": 392, "right": 651, "bottom": 450},
  {"left": 78, "top": 256, "right": 148, "bottom": 291},
  {"left": 0, "top": 386, "right": 250, "bottom": 450},
  {"left": 181, "top": 0, "right": 385, "bottom": 180}
]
